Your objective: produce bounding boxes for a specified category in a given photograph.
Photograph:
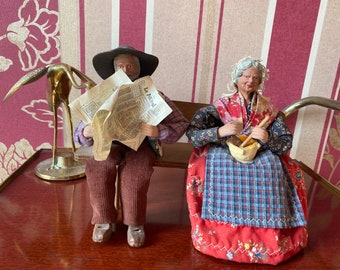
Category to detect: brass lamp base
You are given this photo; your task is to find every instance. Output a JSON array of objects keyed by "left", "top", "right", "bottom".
[{"left": 35, "top": 152, "right": 86, "bottom": 181}]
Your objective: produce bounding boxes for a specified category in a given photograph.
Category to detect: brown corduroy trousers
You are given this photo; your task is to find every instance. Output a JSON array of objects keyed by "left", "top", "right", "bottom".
[{"left": 85, "top": 140, "right": 156, "bottom": 226}]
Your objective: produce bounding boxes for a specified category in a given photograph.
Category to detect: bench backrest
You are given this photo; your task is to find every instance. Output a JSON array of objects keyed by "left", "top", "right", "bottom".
[
  {"left": 153, "top": 100, "right": 209, "bottom": 168},
  {"left": 172, "top": 100, "right": 208, "bottom": 121}
]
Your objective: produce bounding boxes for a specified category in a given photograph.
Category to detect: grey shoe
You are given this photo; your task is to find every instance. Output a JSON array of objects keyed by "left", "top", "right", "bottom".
[
  {"left": 92, "top": 223, "right": 116, "bottom": 242},
  {"left": 127, "top": 225, "right": 145, "bottom": 247}
]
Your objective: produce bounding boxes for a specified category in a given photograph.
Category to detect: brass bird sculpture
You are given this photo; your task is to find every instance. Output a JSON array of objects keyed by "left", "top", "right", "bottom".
[{"left": 3, "top": 63, "right": 96, "bottom": 170}]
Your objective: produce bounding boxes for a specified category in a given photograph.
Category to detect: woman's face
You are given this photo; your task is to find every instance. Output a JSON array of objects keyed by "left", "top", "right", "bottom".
[{"left": 236, "top": 66, "right": 261, "bottom": 98}]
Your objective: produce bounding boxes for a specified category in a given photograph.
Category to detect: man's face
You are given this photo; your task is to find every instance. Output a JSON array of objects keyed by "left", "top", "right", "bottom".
[{"left": 114, "top": 54, "right": 141, "bottom": 81}]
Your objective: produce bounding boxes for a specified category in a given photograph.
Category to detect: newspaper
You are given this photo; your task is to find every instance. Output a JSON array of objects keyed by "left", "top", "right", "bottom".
[{"left": 69, "top": 70, "right": 173, "bottom": 161}]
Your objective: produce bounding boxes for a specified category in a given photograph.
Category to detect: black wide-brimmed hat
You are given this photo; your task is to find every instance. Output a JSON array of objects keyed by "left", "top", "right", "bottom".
[{"left": 92, "top": 46, "right": 159, "bottom": 80}]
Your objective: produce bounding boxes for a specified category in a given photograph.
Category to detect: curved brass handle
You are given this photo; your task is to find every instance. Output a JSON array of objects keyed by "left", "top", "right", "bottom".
[{"left": 283, "top": 96, "right": 340, "bottom": 118}]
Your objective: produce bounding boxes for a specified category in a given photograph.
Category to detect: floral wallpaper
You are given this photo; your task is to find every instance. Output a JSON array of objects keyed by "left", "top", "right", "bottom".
[
  {"left": 0, "top": 0, "right": 60, "bottom": 72},
  {"left": 0, "top": 0, "right": 61, "bottom": 184}
]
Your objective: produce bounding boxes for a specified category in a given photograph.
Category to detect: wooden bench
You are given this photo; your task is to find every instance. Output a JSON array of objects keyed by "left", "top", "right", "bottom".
[{"left": 75, "top": 96, "right": 340, "bottom": 171}]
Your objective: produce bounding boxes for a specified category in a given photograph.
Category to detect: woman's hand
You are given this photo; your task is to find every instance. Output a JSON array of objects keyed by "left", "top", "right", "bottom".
[
  {"left": 140, "top": 122, "right": 159, "bottom": 137},
  {"left": 217, "top": 121, "right": 243, "bottom": 138},
  {"left": 251, "top": 126, "right": 269, "bottom": 143}
]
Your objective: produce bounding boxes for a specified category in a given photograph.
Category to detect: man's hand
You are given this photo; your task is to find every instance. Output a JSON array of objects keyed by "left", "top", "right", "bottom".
[
  {"left": 83, "top": 124, "right": 94, "bottom": 138},
  {"left": 140, "top": 122, "right": 159, "bottom": 137}
]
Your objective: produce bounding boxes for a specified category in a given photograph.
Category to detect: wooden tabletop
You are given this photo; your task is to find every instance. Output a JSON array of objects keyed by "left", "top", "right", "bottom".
[{"left": 0, "top": 149, "right": 339, "bottom": 269}]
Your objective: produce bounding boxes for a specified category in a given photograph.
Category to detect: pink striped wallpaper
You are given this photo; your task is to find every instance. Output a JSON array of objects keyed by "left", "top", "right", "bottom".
[
  {"left": 119, "top": 0, "right": 147, "bottom": 50},
  {"left": 266, "top": 0, "right": 320, "bottom": 110},
  {"left": 0, "top": 0, "right": 339, "bottom": 189}
]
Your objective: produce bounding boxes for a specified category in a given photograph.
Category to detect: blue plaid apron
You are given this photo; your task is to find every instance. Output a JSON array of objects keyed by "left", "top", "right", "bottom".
[{"left": 201, "top": 145, "right": 306, "bottom": 228}]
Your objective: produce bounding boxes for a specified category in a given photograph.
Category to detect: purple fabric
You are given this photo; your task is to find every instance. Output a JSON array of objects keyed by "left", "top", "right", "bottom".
[
  {"left": 149, "top": 95, "right": 189, "bottom": 143},
  {"left": 74, "top": 121, "right": 93, "bottom": 146}
]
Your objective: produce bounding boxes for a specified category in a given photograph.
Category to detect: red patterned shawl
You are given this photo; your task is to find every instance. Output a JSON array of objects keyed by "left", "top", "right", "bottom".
[{"left": 214, "top": 92, "right": 279, "bottom": 134}]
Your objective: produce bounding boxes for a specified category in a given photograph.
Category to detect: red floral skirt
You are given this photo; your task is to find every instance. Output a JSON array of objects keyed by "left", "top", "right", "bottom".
[{"left": 186, "top": 147, "right": 308, "bottom": 265}]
